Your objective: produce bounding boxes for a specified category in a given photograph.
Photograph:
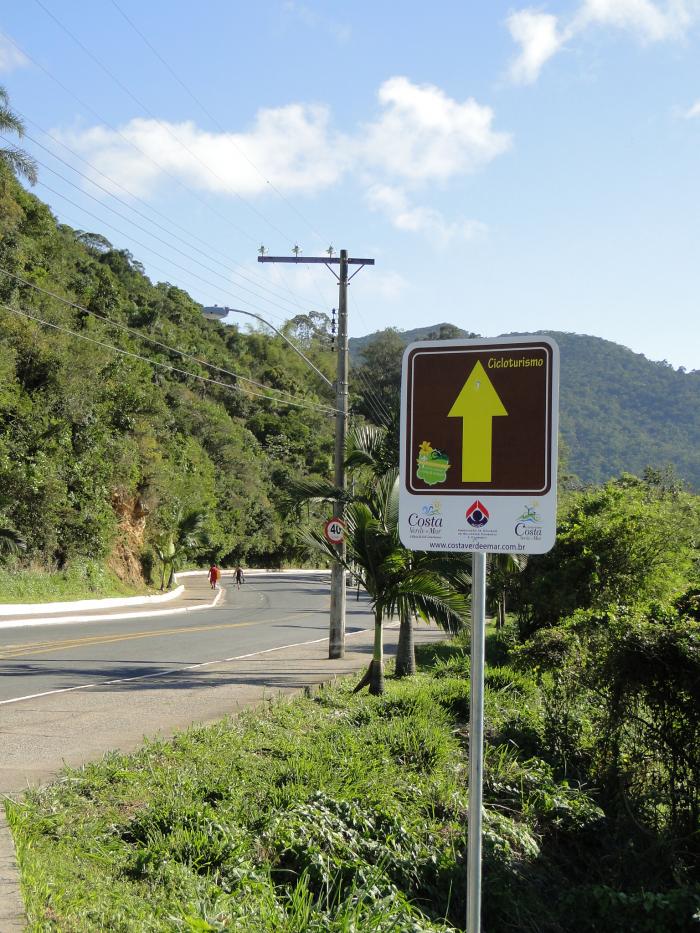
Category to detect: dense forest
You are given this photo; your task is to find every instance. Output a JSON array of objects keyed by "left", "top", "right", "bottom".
[
  {"left": 0, "top": 164, "right": 338, "bottom": 587},
  {"left": 350, "top": 324, "right": 700, "bottom": 489}
]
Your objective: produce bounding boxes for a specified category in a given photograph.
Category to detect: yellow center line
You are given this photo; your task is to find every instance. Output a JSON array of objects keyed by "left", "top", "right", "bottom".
[{"left": 0, "top": 612, "right": 304, "bottom": 659}]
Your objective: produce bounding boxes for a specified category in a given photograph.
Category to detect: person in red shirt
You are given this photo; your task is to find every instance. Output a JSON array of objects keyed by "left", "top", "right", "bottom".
[{"left": 208, "top": 563, "right": 220, "bottom": 589}]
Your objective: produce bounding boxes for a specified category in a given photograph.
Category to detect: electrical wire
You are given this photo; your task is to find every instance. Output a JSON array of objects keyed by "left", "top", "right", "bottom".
[
  {"left": 18, "top": 124, "right": 313, "bottom": 315},
  {"left": 0, "top": 301, "right": 339, "bottom": 416},
  {"left": 15, "top": 144, "right": 307, "bottom": 323},
  {"left": 107, "top": 0, "right": 327, "bottom": 246},
  {"left": 33, "top": 177, "right": 305, "bottom": 324},
  {"left": 33, "top": 0, "right": 293, "bottom": 242},
  {"left": 0, "top": 29, "right": 256, "bottom": 246},
  {"left": 0, "top": 266, "right": 335, "bottom": 411},
  {"left": 1, "top": 29, "right": 337, "bottom": 320}
]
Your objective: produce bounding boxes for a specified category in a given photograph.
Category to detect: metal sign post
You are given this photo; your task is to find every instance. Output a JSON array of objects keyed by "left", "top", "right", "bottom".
[
  {"left": 467, "top": 551, "right": 486, "bottom": 932},
  {"left": 398, "top": 335, "right": 560, "bottom": 933}
]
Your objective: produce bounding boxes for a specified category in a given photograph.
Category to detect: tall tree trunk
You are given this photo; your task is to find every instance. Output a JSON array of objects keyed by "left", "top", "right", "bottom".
[
  {"left": 369, "top": 612, "right": 385, "bottom": 695},
  {"left": 395, "top": 613, "right": 416, "bottom": 678}
]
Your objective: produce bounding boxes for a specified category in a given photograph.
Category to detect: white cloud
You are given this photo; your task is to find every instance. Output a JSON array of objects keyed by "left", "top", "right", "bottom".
[
  {"left": 57, "top": 78, "right": 509, "bottom": 243},
  {"left": 684, "top": 99, "right": 700, "bottom": 116},
  {"left": 0, "top": 34, "right": 28, "bottom": 73},
  {"left": 575, "top": 0, "right": 693, "bottom": 40},
  {"left": 507, "top": 11, "right": 569, "bottom": 84},
  {"left": 364, "top": 269, "right": 409, "bottom": 301},
  {"left": 365, "top": 184, "right": 487, "bottom": 245},
  {"left": 507, "top": 1, "right": 700, "bottom": 84},
  {"left": 282, "top": 2, "right": 352, "bottom": 43},
  {"left": 362, "top": 77, "right": 511, "bottom": 182},
  {"left": 56, "top": 104, "right": 344, "bottom": 198}
]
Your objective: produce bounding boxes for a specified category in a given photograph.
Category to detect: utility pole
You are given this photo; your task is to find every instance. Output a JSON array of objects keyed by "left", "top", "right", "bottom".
[
  {"left": 258, "top": 248, "right": 374, "bottom": 658},
  {"left": 329, "top": 250, "right": 349, "bottom": 657}
]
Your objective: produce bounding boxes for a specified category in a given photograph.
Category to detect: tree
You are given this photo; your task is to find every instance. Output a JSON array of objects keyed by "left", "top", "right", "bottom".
[
  {"left": 154, "top": 509, "right": 208, "bottom": 589},
  {"left": 351, "top": 328, "right": 405, "bottom": 424},
  {"left": 0, "top": 86, "right": 38, "bottom": 184},
  {"left": 302, "top": 474, "right": 470, "bottom": 694},
  {"left": 345, "top": 422, "right": 472, "bottom": 677},
  {"left": 487, "top": 553, "right": 527, "bottom": 630},
  {"left": 512, "top": 473, "right": 700, "bottom": 637}
]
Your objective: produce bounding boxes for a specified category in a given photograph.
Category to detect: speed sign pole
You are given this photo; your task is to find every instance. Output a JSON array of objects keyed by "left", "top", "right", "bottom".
[{"left": 398, "top": 336, "right": 560, "bottom": 932}]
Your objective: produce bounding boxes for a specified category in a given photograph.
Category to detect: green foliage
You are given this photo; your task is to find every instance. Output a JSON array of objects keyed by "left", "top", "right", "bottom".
[
  {"left": 0, "top": 171, "right": 336, "bottom": 587},
  {"left": 0, "top": 85, "right": 38, "bottom": 185},
  {"left": 514, "top": 473, "right": 700, "bottom": 636}
]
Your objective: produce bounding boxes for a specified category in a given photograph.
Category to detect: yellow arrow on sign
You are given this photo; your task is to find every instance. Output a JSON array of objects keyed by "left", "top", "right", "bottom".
[{"left": 448, "top": 360, "right": 508, "bottom": 482}]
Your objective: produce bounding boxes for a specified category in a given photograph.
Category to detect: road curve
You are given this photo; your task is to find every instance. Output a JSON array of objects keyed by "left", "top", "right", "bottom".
[{"left": 0, "top": 572, "right": 373, "bottom": 705}]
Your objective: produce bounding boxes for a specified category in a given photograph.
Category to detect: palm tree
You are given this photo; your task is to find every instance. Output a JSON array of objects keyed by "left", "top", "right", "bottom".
[
  {"left": 0, "top": 86, "right": 38, "bottom": 184},
  {"left": 290, "top": 424, "right": 472, "bottom": 683},
  {"left": 345, "top": 423, "right": 472, "bottom": 677},
  {"left": 154, "top": 509, "right": 208, "bottom": 589},
  {"left": 303, "top": 474, "right": 470, "bottom": 694},
  {"left": 487, "top": 553, "right": 527, "bottom": 629}
]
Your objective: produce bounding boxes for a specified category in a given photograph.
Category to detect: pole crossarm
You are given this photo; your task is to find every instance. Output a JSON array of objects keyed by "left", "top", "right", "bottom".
[{"left": 258, "top": 256, "right": 375, "bottom": 266}]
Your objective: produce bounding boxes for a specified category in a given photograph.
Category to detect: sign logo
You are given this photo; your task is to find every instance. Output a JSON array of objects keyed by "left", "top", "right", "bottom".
[
  {"left": 421, "top": 500, "right": 442, "bottom": 516},
  {"left": 415, "top": 441, "right": 450, "bottom": 486},
  {"left": 515, "top": 504, "right": 543, "bottom": 539},
  {"left": 466, "top": 500, "right": 489, "bottom": 527}
]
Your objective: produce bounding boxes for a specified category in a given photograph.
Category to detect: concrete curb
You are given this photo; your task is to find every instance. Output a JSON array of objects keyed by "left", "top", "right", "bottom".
[
  {"left": 0, "top": 584, "right": 184, "bottom": 618},
  {"left": 0, "top": 569, "right": 330, "bottom": 621},
  {"left": 0, "top": 582, "right": 224, "bottom": 631},
  {"left": 0, "top": 805, "right": 24, "bottom": 933}
]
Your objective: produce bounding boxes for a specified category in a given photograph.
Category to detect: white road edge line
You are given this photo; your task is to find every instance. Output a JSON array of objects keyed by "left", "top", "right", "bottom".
[{"left": 0, "top": 622, "right": 398, "bottom": 707}]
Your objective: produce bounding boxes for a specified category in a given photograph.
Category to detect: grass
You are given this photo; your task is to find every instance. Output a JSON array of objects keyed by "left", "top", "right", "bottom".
[
  {"left": 5, "top": 630, "right": 698, "bottom": 931},
  {"left": 0, "top": 561, "right": 153, "bottom": 604}
]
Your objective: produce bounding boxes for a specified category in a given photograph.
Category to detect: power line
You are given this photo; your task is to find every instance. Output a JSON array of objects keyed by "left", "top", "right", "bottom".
[
  {"left": 18, "top": 123, "right": 314, "bottom": 316},
  {"left": 0, "top": 266, "right": 335, "bottom": 411},
  {"left": 1, "top": 29, "right": 337, "bottom": 330},
  {"left": 33, "top": 177, "right": 306, "bottom": 325},
  {"left": 107, "top": 0, "right": 327, "bottom": 246},
  {"left": 33, "top": 0, "right": 294, "bottom": 243},
  {"left": 14, "top": 144, "right": 309, "bottom": 323},
  {"left": 0, "top": 30, "right": 257, "bottom": 246},
  {"left": 0, "top": 301, "right": 339, "bottom": 416}
]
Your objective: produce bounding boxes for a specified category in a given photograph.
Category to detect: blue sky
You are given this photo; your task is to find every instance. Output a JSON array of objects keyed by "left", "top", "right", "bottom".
[{"left": 1, "top": 1, "right": 699, "bottom": 370}]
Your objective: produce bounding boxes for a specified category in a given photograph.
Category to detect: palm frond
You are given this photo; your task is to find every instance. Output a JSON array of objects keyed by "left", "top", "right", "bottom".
[
  {"left": 345, "top": 424, "right": 386, "bottom": 471},
  {"left": 0, "top": 526, "right": 27, "bottom": 556},
  {"left": 0, "top": 146, "right": 37, "bottom": 185},
  {"left": 284, "top": 477, "right": 345, "bottom": 507}
]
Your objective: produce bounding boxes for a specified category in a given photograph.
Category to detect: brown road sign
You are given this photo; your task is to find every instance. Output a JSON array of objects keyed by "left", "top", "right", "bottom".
[{"left": 403, "top": 338, "right": 557, "bottom": 495}]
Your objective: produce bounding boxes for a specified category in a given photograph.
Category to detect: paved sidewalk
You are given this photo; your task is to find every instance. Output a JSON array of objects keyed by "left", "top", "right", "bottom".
[{"left": 0, "top": 619, "right": 444, "bottom": 931}]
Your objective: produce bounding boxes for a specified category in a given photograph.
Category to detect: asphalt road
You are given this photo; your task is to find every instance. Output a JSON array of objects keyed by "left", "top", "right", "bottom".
[{"left": 0, "top": 572, "right": 374, "bottom": 706}]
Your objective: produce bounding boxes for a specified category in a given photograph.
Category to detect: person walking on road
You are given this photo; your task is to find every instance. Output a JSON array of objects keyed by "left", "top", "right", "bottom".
[
  {"left": 208, "top": 563, "right": 221, "bottom": 590},
  {"left": 235, "top": 565, "right": 244, "bottom": 590}
]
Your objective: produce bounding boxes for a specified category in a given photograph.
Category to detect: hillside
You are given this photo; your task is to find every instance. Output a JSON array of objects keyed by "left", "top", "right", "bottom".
[
  {"left": 349, "top": 326, "right": 700, "bottom": 489},
  {"left": 0, "top": 171, "right": 336, "bottom": 582}
]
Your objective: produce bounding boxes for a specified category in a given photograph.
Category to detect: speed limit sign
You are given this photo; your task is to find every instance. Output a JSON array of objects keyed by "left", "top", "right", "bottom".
[{"left": 323, "top": 517, "right": 345, "bottom": 545}]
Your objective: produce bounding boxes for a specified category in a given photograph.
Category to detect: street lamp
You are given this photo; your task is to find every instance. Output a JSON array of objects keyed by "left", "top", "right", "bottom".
[{"left": 206, "top": 306, "right": 333, "bottom": 390}]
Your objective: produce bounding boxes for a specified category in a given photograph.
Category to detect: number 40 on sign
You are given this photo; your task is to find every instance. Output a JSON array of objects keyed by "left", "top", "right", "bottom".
[{"left": 324, "top": 518, "right": 345, "bottom": 545}]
